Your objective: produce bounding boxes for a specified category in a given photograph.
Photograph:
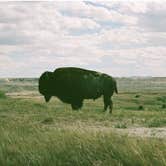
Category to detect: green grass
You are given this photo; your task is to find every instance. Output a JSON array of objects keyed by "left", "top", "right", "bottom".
[
  {"left": 0, "top": 77, "right": 166, "bottom": 165},
  {"left": 147, "top": 118, "right": 166, "bottom": 127},
  {"left": 0, "top": 96, "right": 165, "bottom": 166}
]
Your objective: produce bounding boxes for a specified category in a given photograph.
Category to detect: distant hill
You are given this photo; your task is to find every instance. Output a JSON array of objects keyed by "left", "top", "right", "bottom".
[
  {"left": 116, "top": 77, "right": 166, "bottom": 93},
  {"left": 0, "top": 77, "right": 166, "bottom": 94}
]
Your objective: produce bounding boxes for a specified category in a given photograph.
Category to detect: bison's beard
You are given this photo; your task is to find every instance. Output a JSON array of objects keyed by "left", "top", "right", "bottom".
[{"left": 44, "top": 95, "right": 52, "bottom": 102}]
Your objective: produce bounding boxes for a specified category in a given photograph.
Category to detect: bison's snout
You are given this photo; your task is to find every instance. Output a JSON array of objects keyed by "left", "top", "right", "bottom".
[{"left": 44, "top": 95, "right": 51, "bottom": 102}]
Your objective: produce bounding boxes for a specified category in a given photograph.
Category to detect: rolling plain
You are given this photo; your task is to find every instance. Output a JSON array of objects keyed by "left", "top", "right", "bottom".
[{"left": 0, "top": 77, "right": 166, "bottom": 166}]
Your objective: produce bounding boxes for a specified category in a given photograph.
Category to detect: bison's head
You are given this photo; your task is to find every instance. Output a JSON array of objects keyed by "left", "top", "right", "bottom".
[{"left": 39, "top": 71, "right": 54, "bottom": 102}]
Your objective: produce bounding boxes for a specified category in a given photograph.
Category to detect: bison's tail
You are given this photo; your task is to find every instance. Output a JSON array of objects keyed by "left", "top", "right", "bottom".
[{"left": 114, "top": 80, "right": 118, "bottom": 94}]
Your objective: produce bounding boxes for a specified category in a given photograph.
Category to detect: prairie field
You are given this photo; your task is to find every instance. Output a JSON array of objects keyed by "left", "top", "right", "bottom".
[{"left": 0, "top": 77, "right": 166, "bottom": 166}]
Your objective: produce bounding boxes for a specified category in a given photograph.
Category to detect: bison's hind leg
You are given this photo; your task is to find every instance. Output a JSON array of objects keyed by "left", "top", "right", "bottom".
[
  {"left": 71, "top": 100, "right": 83, "bottom": 110},
  {"left": 103, "top": 95, "right": 113, "bottom": 113},
  {"left": 109, "top": 99, "right": 113, "bottom": 113}
]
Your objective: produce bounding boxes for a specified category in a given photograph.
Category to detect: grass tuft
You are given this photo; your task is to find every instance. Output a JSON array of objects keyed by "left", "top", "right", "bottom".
[
  {"left": 147, "top": 118, "right": 166, "bottom": 127},
  {"left": 114, "top": 122, "right": 127, "bottom": 129},
  {"left": 41, "top": 117, "right": 54, "bottom": 124}
]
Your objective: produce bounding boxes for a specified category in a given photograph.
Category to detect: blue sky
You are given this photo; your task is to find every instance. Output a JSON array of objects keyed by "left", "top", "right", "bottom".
[{"left": 0, "top": 0, "right": 166, "bottom": 77}]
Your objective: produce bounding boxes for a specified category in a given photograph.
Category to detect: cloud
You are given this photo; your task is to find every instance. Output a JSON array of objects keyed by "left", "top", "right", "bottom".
[
  {"left": 89, "top": 46, "right": 166, "bottom": 76},
  {"left": 0, "top": 1, "right": 166, "bottom": 77},
  {"left": 98, "top": 0, "right": 166, "bottom": 32},
  {"left": 138, "top": 2, "right": 166, "bottom": 32},
  {"left": 57, "top": 1, "right": 138, "bottom": 26}
]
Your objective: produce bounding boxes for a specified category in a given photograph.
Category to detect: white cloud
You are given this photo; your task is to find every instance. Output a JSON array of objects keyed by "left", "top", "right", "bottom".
[
  {"left": 138, "top": 2, "right": 166, "bottom": 32},
  {"left": 0, "top": 1, "right": 166, "bottom": 77},
  {"left": 98, "top": 0, "right": 166, "bottom": 32},
  {"left": 55, "top": 1, "right": 138, "bottom": 25}
]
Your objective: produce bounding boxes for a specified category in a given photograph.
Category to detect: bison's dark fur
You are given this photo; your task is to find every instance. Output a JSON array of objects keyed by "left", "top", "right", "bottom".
[{"left": 39, "top": 67, "right": 118, "bottom": 113}]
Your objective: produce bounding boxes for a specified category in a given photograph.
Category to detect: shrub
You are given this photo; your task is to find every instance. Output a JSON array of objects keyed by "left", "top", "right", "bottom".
[
  {"left": 0, "top": 90, "right": 6, "bottom": 99},
  {"left": 156, "top": 96, "right": 166, "bottom": 102},
  {"left": 138, "top": 105, "right": 144, "bottom": 110},
  {"left": 162, "top": 104, "right": 166, "bottom": 109},
  {"left": 135, "top": 94, "right": 140, "bottom": 98}
]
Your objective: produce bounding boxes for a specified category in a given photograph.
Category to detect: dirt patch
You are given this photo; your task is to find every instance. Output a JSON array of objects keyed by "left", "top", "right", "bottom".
[
  {"left": 6, "top": 91, "right": 40, "bottom": 98},
  {"left": 116, "top": 127, "right": 166, "bottom": 138},
  {"left": 43, "top": 122, "right": 166, "bottom": 139}
]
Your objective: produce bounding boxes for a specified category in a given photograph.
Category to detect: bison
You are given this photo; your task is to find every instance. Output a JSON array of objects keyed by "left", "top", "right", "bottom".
[{"left": 39, "top": 67, "right": 118, "bottom": 113}]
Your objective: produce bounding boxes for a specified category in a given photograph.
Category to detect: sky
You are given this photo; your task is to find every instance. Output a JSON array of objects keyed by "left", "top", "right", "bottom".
[{"left": 0, "top": 0, "right": 166, "bottom": 77}]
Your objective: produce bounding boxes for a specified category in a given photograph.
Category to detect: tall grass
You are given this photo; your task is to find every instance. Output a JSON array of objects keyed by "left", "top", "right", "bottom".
[{"left": 0, "top": 127, "right": 165, "bottom": 166}]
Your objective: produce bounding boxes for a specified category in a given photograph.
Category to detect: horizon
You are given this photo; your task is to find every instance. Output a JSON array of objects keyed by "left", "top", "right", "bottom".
[
  {"left": 0, "top": 1, "right": 166, "bottom": 77},
  {"left": 1, "top": 75, "right": 166, "bottom": 79}
]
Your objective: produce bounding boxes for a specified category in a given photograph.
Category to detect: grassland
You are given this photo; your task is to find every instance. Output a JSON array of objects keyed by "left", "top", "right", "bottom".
[{"left": 0, "top": 77, "right": 166, "bottom": 166}]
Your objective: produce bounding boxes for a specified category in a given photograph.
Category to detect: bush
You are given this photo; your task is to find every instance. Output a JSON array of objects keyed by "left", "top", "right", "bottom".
[
  {"left": 135, "top": 94, "right": 140, "bottom": 98},
  {"left": 0, "top": 90, "right": 6, "bottom": 99},
  {"left": 138, "top": 105, "right": 144, "bottom": 110},
  {"left": 162, "top": 104, "right": 166, "bottom": 109},
  {"left": 156, "top": 96, "right": 166, "bottom": 102}
]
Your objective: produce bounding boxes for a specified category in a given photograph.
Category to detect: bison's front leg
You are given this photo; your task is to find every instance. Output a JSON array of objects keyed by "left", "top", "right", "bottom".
[
  {"left": 71, "top": 100, "right": 83, "bottom": 110},
  {"left": 71, "top": 104, "right": 80, "bottom": 110},
  {"left": 103, "top": 95, "right": 109, "bottom": 111}
]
